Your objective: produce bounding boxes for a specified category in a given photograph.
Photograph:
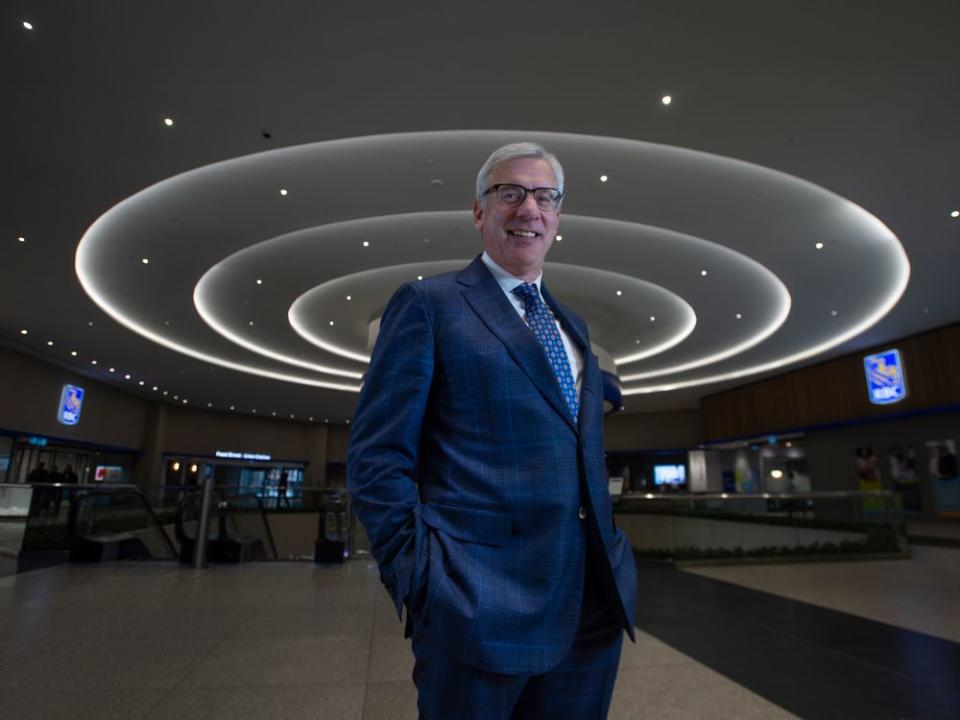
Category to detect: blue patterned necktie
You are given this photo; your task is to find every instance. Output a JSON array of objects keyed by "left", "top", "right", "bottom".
[{"left": 512, "top": 282, "right": 579, "bottom": 420}]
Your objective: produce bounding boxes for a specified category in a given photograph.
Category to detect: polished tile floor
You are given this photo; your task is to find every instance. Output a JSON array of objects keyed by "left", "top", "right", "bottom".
[{"left": 0, "top": 547, "right": 957, "bottom": 719}]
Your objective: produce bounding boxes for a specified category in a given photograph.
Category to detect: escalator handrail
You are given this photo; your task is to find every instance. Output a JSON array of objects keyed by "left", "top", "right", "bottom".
[{"left": 68, "top": 485, "right": 178, "bottom": 558}]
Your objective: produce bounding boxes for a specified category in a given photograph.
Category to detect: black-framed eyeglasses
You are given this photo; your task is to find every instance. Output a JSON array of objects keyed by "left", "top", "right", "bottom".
[{"left": 482, "top": 183, "right": 563, "bottom": 211}]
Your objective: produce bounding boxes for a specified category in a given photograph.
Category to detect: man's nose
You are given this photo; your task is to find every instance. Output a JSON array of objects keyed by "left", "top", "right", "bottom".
[{"left": 515, "top": 193, "right": 541, "bottom": 217}]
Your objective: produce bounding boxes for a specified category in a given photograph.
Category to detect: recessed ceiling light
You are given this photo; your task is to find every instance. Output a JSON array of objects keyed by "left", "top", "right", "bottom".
[
  {"left": 182, "top": 399, "right": 188, "bottom": 404},
  {"left": 88, "top": 321, "right": 94, "bottom": 326},
  {"left": 324, "top": 419, "right": 329, "bottom": 423},
  {"left": 649, "top": 316, "right": 656, "bottom": 322},
  {"left": 280, "top": 188, "right": 288, "bottom": 196},
  {"left": 163, "top": 391, "right": 169, "bottom": 396},
  {"left": 256, "top": 279, "right": 263, "bottom": 285},
  {"left": 661, "top": 95, "right": 672, "bottom": 105},
  {"left": 346, "top": 295, "right": 352, "bottom": 301},
  {"left": 252, "top": 408, "right": 257, "bottom": 413},
  {"left": 153, "top": 386, "right": 159, "bottom": 391},
  {"left": 309, "top": 416, "right": 314, "bottom": 421},
  {"left": 91, "top": 360, "right": 97, "bottom": 365},
  {"left": 19, "top": 329, "right": 27, "bottom": 335},
  {"left": 207, "top": 402, "right": 212, "bottom": 407},
  {"left": 141, "top": 258, "right": 150, "bottom": 265},
  {"left": 417, "top": 275, "right": 423, "bottom": 281},
  {"left": 700, "top": 270, "right": 708, "bottom": 277},
  {"left": 555, "top": 235, "right": 562, "bottom": 241},
  {"left": 22, "top": 21, "right": 33, "bottom": 30},
  {"left": 248, "top": 321, "right": 254, "bottom": 326},
  {"left": 138, "top": 380, "right": 144, "bottom": 386},
  {"left": 815, "top": 242, "right": 824, "bottom": 250},
  {"left": 362, "top": 241, "right": 370, "bottom": 247},
  {"left": 163, "top": 117, "right": 174, "bottom": 127},
  {"left": 616, "top": 290, "right": 622, "bottom": 296},
  {"left": 830, "top": 309, "right": 838, "bottom": 316},
  {"left": 109, "top": 367, "right": 115, "bottom": 373},
  {"left": 736, "top": 313, "right": 743, "bottom": 319},
  {"left": 230, "top": 405, "right": 235, "bottom": 410},
  {"left": 290, "top": 414, "right": 294, "bottom": 418},
  {"left": 272, "top": 411, "right": 277, "bottom": 416},
  {"left": 17, "top": 236, "right": 25, "bottom": 243},
  {"left": 600, "top": 175, "right": 608, "bottom": 183},
  {"left": 124, "top": 373, "right": 131, "bottom": 379},
  {"left": 329, "top": 320, "right": 335, "bottom": 326},
  {"left": 70, "top": 351, "right": 77, "bottom": 357},
  {"left": 345, "top": 419, "right": 350, "bottom": 424},
  {"left": 951, "top": 210, "right": 959, "bottom": 218},
  {"left": 46, "top": 340, "right": 54, "bottom": 346}
]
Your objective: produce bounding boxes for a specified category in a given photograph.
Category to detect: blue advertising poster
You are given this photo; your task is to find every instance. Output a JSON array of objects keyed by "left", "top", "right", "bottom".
[
  {"left": 864, "top": 349, "right": 906, "bottom": 405},
  {"left": 57, "top": 384, "right": 84, "bottom": 426}
]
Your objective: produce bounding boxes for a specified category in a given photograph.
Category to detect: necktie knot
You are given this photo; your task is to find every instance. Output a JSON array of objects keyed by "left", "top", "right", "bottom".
[{"left": 511, "top": 282, "right": 541, "bottom": 309}]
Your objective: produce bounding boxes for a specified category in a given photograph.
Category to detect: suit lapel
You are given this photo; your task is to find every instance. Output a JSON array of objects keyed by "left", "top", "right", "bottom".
[{"left": 458, "top": 258, "right": 578, "bottom": 433}]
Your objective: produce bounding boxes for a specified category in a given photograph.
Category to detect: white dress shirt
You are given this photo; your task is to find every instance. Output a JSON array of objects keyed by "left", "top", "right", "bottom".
[{"left": 480, "top": 252, "right": 584, "bottom": 400}]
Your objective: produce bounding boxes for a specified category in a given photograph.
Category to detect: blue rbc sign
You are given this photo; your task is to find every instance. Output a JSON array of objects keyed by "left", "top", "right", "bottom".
[
  {"left": 863, "top": 349, "right": 906, "bottom": 405},
  {"left": 57, "top": 384, "right": 85, "bottom": 425}
]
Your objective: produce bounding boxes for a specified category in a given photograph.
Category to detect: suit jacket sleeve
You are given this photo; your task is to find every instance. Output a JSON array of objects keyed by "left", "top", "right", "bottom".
[{"left": 346, "top": 282, "right": 433, "bottom": 619}]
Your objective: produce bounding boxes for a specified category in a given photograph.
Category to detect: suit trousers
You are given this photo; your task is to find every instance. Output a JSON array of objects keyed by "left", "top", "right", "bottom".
[{"left": 411, "top": 623, "right": 622, "bottom": 720}]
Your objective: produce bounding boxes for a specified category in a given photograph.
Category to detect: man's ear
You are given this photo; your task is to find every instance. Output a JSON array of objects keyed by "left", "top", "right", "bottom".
[{"left": 472, "top": 199, "right": 484, "bottom": 231}]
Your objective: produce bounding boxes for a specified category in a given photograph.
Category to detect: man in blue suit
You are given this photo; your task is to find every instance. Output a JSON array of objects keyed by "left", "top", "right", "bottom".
[{"left": 347, "top": 142, "right": 637, "bottom": 719}]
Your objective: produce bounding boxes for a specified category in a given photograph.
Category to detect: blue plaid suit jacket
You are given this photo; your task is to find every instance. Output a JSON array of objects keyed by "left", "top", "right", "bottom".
[{"left": 347, "top": 256, "right": 637, "bottom": 674}]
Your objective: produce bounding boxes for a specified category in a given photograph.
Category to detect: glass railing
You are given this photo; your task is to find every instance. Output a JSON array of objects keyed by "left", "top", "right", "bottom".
[
  {"left": 613, "top": 491, "right": 906, "bottom": 562},
  {"left": 14, "top": 483, "right": 178, "bottom": 570}
]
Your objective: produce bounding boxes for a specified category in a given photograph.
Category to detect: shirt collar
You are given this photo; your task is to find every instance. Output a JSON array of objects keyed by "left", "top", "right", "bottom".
[{"left": 481, "top": 251, "right": 543, "bottom": 295}]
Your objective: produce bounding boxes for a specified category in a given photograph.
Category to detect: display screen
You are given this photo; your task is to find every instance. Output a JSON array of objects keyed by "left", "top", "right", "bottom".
[{"left": 653, "top": 464, "right": 686, "bottom": 486}]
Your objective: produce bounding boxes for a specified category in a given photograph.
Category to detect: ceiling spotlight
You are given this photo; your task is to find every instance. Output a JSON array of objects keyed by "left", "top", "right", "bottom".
[
  {"left": 815, "top": 242, "right": 824, "bottom": 250},
  {"left": 324, "top": 419, "right": 329, "bottom": 423},
  {"left": 417, "top": 275, "right": 423, "bottom": 281},
  {"left": 830, "top": 309, "right": 838, "bottom": 317},
  {"left": 555, "top": 235, "right": 562, "bottom": 241},
  {"left": 19, "top": 329, "right": 27, "bottom": 335},
  {"left": 736, "top": 313, "right": 743, "bottom": 319},
  {"left": 785, "top": 441, "right": 793, "bottom": 448},
  {"left": 47, "top": 340, "right": 54, "bottom": 346},
  {"left": 70, "top": 351, "right": 77, "bottom": 357},
  {"left": 700, "top": 270, "right": 708, "bottom": 277},
  {"left": 182, "top": 399, "right": 188, "bottom": 404},
  {"left": 362, "top": 241, "right": 370, "bottom": 248},
  {"left": 141, "top": 257, "right": 150, "bottom": 264},
  {"left": 109, "top": 367, "right": 115, "bottom": 373},
  {"left": 252, "top": 409, "right": 257, "bottom": 413},
  {"left": 649, "top": 316, "right": 656, "bottom": 322},
  {"left": 280, "top": 188, "right": 288, "bottom": 196},
  {"left": 329, "top": 320, "right": 335, "bottom": 326},
  {"left": 346, "top": 295, "right": 352, "bottom": 301},
  {"left": 22, "top": 21, "right": 34, "bottom": 30},
  {"left": 207, "top": 402, "right": 212, "bottom": 407},
  {"left": 951, "top": 210, "right": 959, "bottom": 218},
  {"left": 771, "top": 469, "right": 784, "bottom": 479},
  {"left": 290, "top": 414, "right": 294, "bottom": 418},
  {"left": 600, "top": 175, "right": 608, "bottom": 183},
  {"left": 272, "top": 411, "right": 277, "bottom": 416},
  {"left": 661, "top": 95, "right": 672, "bottom": 105},
  {"left": 345, "top": 419, "right": 350, "bottom": 424},
  {"left": 616, "top": 290, "right": 622, "bottom": 296},
  {"left": 230, "top": 405, "right": 235, "bottom": 410},
  {"left": 163, "top": 391, "right": 168, "bottom": 396},
  {"left": 124, "top": 373, "right": 131, "bottom": 379},
  {"left": 152, "top": 386, "right": 158, "bottom": 391},
  {"left": 17, "top": 236, "right": 25, "bottom": 243},
  {"left": 309, "top": 417, "right": 314, "bottom": 421},
  {"left": 635, "top": 339, "right": 641, "bottom": 344},
  {"left": 163, "top": 117, "right": 174, "bottom": 127},
  {"left": 256, "top": 279, "right": 263, "bottom": 285},
  {"left": 138, "top": 380, "right": 144, "bottom": 386},
  {"left": 248, "top": 321, "right": 254, "bottom": 326},
  {"left": 91, "top": 360, "right": 97, "bottom": 365}
]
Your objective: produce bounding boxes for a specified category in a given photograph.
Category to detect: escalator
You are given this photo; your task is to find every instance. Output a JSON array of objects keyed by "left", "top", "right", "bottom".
[{"left": 175, "top": 490, "right": 279, "bottom": 563}]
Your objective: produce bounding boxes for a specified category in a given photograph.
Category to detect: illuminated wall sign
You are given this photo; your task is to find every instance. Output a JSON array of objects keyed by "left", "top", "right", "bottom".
[
  {"left": 864, "top": 349, "right": 907, "bottom": 405},
  {"left": 28, "top": 436, "right": 48, "bottom": 447},
  {"left": 57, "top": 384, "right": 85, "bottom": 426},
  {"left": 215, "top": 450, "right": 272, "bottom": 461}
]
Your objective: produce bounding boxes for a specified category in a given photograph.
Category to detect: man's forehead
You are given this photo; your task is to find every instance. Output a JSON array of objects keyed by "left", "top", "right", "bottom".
[{"left": 488, "top": 157, "right": 556, "bottom": 185}]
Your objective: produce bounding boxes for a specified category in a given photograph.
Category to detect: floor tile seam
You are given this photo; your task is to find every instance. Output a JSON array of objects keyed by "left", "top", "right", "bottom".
[{"left": 361, "top": 580, "right": 381, "bottom": 719}]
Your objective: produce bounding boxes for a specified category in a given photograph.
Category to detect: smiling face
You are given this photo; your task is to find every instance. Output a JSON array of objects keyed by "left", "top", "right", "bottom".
[{"left": 473, "top": 157, "right": 561, "bottom": 281}]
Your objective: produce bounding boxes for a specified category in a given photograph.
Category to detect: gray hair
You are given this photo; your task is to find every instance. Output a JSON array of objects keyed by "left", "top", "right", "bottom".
[{"left": 475, "top": 142, "right": 565, "bottom": 201}]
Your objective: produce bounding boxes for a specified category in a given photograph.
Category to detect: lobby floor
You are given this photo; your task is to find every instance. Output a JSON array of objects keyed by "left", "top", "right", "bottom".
[{"left": 0, "top": 548, "right": 957, "bottom": 720}]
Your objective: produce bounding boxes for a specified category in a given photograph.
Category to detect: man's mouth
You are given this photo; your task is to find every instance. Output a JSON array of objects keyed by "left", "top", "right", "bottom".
[{"left": 508, "top": 230, "right": 540, "bottom": 238}]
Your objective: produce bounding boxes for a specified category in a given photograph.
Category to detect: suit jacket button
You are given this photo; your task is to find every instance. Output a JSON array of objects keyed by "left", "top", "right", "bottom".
[{"left": 578, "top": 507, "right": 587, "bottom": 520}]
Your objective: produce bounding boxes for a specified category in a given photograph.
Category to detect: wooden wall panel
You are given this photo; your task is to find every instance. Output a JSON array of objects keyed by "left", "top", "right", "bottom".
[{"left": 703, "top": 323, "right": 960, "bottom": 440}]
